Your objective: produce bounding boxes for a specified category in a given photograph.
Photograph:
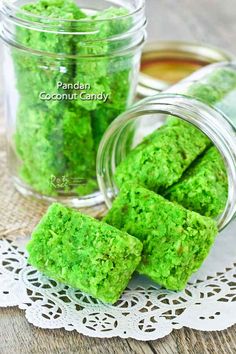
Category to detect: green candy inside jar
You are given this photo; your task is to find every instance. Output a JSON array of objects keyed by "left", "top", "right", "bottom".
[{"left": 3, "top": 0, "right": 145, "bottom": 204}]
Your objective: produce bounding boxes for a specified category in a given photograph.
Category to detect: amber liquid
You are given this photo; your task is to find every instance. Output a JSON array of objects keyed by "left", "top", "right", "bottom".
[{"left": 141, "top": 58, "right": 209, "bottom": 84}]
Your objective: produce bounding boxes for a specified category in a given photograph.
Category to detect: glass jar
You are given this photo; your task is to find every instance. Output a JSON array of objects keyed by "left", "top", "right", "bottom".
[
  {"left": 97, "top": 62, "right": 236, "bottom": 231},
  {"left": 1, "top": 0, "right": 146, "bottom": 207}
]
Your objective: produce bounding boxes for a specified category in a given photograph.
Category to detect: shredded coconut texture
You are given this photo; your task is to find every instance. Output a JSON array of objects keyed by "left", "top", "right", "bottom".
[
  {"left": 104, "top": 184, "right": 218, "bottom": 291},
  {"left": 27, "top": 202, "right": 143, "bottom": 304}
]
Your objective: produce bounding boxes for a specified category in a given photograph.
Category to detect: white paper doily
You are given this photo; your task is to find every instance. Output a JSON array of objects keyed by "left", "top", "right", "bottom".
[{"left": 0, "top": 221, "right": 236, "bottom": 341}]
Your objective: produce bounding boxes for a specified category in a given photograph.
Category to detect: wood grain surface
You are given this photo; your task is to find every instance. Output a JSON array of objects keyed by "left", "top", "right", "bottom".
[{"left": 1, "top": 0, "right": 236, "bottom": 353}]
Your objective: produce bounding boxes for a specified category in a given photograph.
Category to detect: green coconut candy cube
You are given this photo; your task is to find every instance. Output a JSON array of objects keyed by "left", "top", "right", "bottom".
[
  {"left": 27, "top": 203, "right": 143, "bottom": 304},
  {"left": 104, "top": 184, "right": 218, "bottom": 291},
  {"left": 114, "top": 124, "right": 211, "bottom": 193},
  {"left": 165, "top": 146, "right": 228, "bottom": 218}
]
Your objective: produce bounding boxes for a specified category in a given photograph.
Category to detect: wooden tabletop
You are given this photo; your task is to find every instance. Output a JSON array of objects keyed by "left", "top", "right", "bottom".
[{"left": 1, "top": 0, "right": 236, "bottom": 353}]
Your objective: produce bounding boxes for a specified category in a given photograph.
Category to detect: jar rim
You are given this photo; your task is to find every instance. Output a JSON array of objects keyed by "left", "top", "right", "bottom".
[
  {"left": 2, "top": 0, "right": 145, "bottom": 24},
  {"left": 97, "top": 93, "right": 236, "bottom": 231}
]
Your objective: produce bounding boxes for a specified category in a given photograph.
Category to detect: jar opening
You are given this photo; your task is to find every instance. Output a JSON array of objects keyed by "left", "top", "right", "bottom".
[
  {"left": 3, "top": 0, "right": 145, "bottom": 23},
  {"left": 97, "top": 94, "right": 236, "bottom": 231}
]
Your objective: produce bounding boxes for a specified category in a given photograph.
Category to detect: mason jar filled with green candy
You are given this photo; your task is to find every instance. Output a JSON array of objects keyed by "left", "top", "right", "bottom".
[
  {"left": 1, "top": 0, "right": 146, "bottom": 207},
  {"left": 97, "top": 62, "right": 236, "bottom": 231}
]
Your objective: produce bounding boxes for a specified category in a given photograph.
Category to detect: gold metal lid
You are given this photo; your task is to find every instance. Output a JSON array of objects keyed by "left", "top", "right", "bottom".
[{"left": 138, "top": 41, "right": 233, "bottom": 97}]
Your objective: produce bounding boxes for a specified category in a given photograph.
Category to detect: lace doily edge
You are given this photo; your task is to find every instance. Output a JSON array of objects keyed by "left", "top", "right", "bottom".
[{"left": 0, "top": 302, "right": 233, "bottom": 341}]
